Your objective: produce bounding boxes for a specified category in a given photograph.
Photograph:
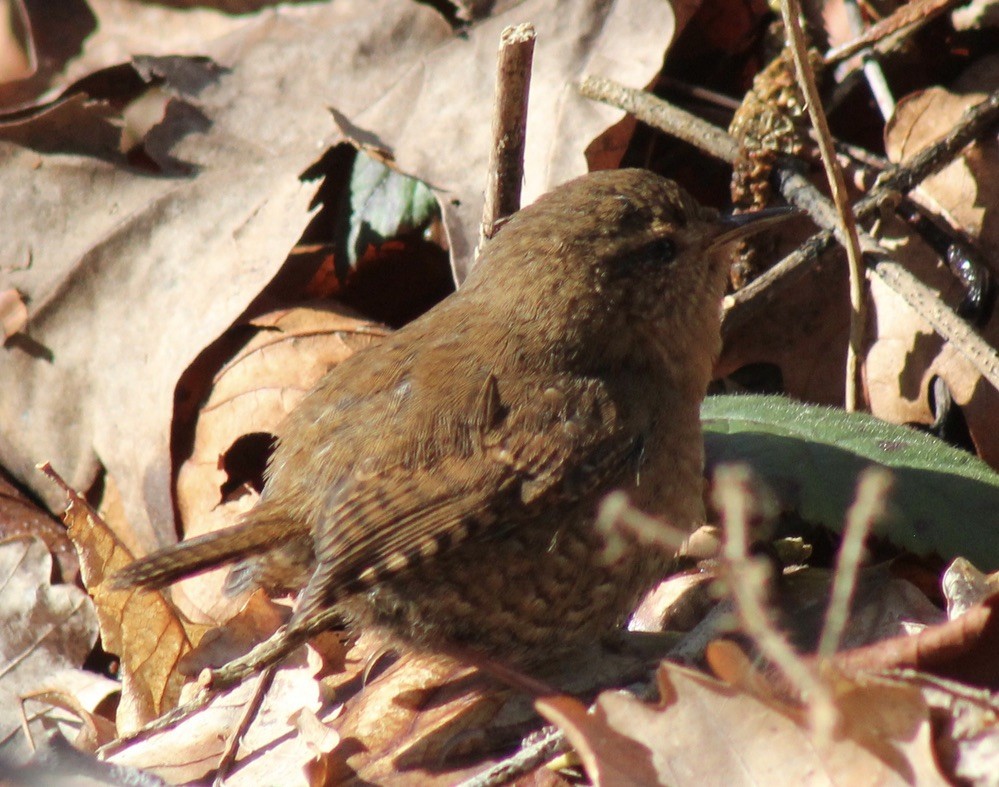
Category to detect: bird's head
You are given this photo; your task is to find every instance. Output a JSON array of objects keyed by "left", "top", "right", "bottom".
[{"left": 467, "top": 168, "right": 790, "bottom": 363}]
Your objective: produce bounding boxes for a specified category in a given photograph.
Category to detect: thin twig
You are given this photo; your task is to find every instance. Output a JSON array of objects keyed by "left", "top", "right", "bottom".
[
  {"left": 714, "top": 466, "right": 837, "bottom": 737},
  {"left": 824, "top": 0, "right": 962, "bottom": 64},
  {"left": 213, "top": 666, "right": 277, "bottom": 786},
  {"left": 456, "top": 726, "right": 569, "bottom": 787},
  {"left": 208, "top": 605, "right": 344, "bottom": 690},
  {"left": 729, "top": 163, "right": 999, "bottom": 392},
  {"left": 780, "top": 0, "right": 867, "bottom": 411},
  {"left": 579, "top": 76, "right": 738, "bottom": 164},
  {"left": 658, "top": 76, "right": 742, "bottom": 112},
  {"left": 98, "top": 612, "right": 330, "bottom": 753},
  {"left": 867, "top": 89, "right": 999, "bottom": 197},
  {"left": 817, "top": 469, "right": 892, "bottom": 658},
  {"left": 871, "top": 257, "right": 999, "bottom": 388},
  {"left": 578, "top": 80, "right": 999, "bottom": 224},
  {"left": 478, "top": 23, "right": 535, "bottom": 251},
  {"left": 98, "top": 690, "right": 213, "bottom": 755},
  {"left": 842, "top": 0, "right": 896, "bottom": 120}
]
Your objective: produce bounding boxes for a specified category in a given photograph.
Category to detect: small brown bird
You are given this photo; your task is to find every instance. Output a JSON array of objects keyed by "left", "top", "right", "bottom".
[{"left": 114, "top": 169, "right": 785, "bottom": 665}]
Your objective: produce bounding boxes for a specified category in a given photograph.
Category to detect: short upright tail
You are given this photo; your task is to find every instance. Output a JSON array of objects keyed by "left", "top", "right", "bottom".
[{"left": 110, "top": 518, "right": 291, "bottom": 591}]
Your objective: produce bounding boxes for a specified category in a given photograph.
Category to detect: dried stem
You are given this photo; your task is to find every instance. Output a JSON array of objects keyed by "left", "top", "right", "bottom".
[
  {"left": 824, "top": 0, "right": 961, "bottom": 64},
  {"left": 212, "top": 666, "right": 277, "bottom": 786},
  {"left": 579, "top": 75, "right": 738, "bottom": 164},
  {"left": 842, "top": 0, "right": 896, "bottom": 120},
  {"left": 714, "top": 465, "right": 837, "bottom": 736},
  {"left": 780, "top": 0, "right": 866, "bottom": 411},
  {"left": 457, "top": 726, "right": 568, "bottom": 787},
  {"left": 98, "top": 691, "right": 212, "bottom": 754},
  {"left": 817, "top": 468, "right": 892, "bottom": 657},
  {"left": 596, "top": 490, "right": 688, "bottom": 564},
  {"left": 478, "top": 23, "right": 536, "bottom": 251},
  {"left": 658, "top": 76, "right": 742, "bottom": 112}
]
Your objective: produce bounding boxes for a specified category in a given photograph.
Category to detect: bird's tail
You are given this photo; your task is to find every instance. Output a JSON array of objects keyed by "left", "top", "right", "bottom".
[{"left": 110, "top": 517, "right": 291, "bottom": 591}]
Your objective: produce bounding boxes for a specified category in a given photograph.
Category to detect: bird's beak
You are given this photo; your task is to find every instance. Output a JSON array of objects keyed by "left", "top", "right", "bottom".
[{"left": 709, "top": 206, "right": 799, "bottom": 248}]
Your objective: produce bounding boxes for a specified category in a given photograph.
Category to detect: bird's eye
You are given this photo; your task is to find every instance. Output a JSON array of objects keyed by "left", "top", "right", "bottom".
[
  {"left": 630, "top": 237, "right": 675, "bottom": 266},
  {"left": 612, "top": 236, "right": 678, "bottom": 279},
  {"left": 648, "top": 237, "right": 676, "bottom": 262}
]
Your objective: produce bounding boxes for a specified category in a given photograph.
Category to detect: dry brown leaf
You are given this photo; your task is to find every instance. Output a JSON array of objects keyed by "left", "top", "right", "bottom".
[
  {"left": 291, "top": 706, "right": 340, "bottom": 758},
  {"left": 862, "top": 229, "right": 964, "bottom": 424},
  {"left": 536, "top": 694, "right": 661, "bottom": 786},
  {"left": 0, "top": 92, "right": 123, "bottom": 158},
  {"left": 717, "top": 252, "right": 851, "bottom": 405},
  {"left": 53, "top": 468, "right": 210, "bottom": 733},
  {"left": 107, "top": 625, "right": 526, "bottom": 784},
  {"left": 18, "top": 677, "right": 119, "bottom": 754},
  {"left": 833, "top": 593, "right": 999, "bottom": 690},
  {"left": 0, "top": 538, "right": 99, "bottom": 765},
  {"left": 942, "top": 557, "right": 999, "bottom": 618},
  {"left": 313, "top": 631, "right": 547, "bottom": 785},
  {"left": 628, "top": 569, "right": 717, "bottom": 634},
  {"left": 176, "top": 590, "right": 288, "bottom": 676},
  {"left": 0, "top": 0, "right": 248, "bottom": 110},
  {"left": 293, "top": 705, "right": 342, "bottom": 787},
  {"left": 779, "top": 567, "right": 946, "bottom": 652},
  {"left": 108, "top": 652, "right": 324, "bottom": 785},
  {"left": 538, "top": 658, "right": 948, "bottom": 786},
  {"left": 861, "top": 218, "right": 999, "bottom": 462},
  {"left": 876, "top": 57, "right": 999, "bottom": 461},
  {"left": 0, "top": 471, "right": 77, "bottom": 582},
  {"left": 671, "top": 565, "right": 945, "bottom": 665},
  {"left": 0, "top": 0, "right": 31, "bottom": 87},
  {"left": 172, "top": 305, "right": 386, "bottom": 624},
  {"left": 919, "top": 676, "right": 999, "bottom": 784},
  {"left": 1, "top": 0, "right": 450, "bottom": 554},
  {"left": 885, "top": 57, "right": 999, "bottom": 247}
]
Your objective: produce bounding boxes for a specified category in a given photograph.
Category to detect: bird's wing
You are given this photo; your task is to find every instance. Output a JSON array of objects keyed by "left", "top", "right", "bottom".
[{"left": 286, "top": 369, "right": 643, "bottom": 628}]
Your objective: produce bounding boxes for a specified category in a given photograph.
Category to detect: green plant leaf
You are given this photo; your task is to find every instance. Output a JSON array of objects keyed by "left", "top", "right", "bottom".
[
  {"left": 343, "top": 153, "right": 439, "bottom": 267},
  {"left": 701, "top": 395, "right": 999, "bottom": 569}
]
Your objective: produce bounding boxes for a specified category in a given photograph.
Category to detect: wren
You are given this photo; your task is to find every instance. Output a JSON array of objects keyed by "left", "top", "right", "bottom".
[{"left": 114, "top": 169, "right": 786, "bottom": 665}]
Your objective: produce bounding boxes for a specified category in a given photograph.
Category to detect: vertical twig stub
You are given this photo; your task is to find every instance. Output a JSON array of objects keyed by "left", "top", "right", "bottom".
[{"left": 479, "top": 23, "right": 536, "bottom": 252}]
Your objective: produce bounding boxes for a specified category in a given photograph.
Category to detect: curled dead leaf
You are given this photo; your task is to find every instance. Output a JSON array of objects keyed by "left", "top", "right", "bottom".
[
  {"left": 42, "top": 463, "right": 209, "bottom": 734},
  {"left": 539, "top": 657, "right": 947, "bottom": 786}
]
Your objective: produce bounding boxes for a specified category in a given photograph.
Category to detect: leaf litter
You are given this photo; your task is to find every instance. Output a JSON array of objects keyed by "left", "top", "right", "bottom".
[{"left": 2, "top": 0, "right": 999, "bottom": 784}]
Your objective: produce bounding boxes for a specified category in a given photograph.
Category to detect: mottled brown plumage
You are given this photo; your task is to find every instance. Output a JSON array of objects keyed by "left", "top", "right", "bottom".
[{"left": 114, "top": 169, "right": 784, "bottom": 663}]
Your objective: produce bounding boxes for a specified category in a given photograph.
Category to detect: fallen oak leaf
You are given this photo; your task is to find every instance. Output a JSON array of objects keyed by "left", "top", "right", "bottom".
[
  {"left": 534, "top": 693, "right": 660, "bottom": 786},
  {"left": 538, "top": 652, "right": 947, "bottom": 786},
  {"left": 39, "top": 462, "right": 209, "bottom": 734},
  {"left": 830, "top": 592, "right": 999, "bottom": 690}
]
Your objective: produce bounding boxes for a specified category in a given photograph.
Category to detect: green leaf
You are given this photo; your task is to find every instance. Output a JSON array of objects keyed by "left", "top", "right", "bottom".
[
  {"left": 701, "top": 395, "right": 999, "bottom": 569},
  {"left": 343, "top": 153, "right": 439, "bottom": 267}
]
